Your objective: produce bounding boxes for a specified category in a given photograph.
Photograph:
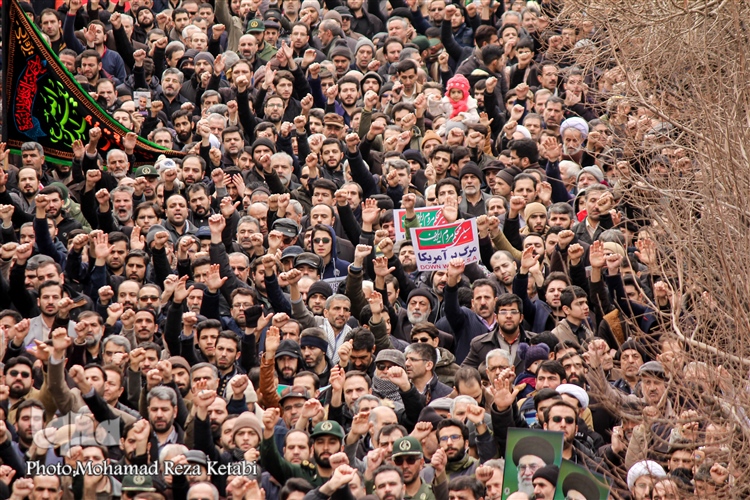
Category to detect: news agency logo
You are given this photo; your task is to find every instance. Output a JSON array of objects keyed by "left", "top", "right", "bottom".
[{"left": 33, "top": 413, "right": 121, "bottom": 451}]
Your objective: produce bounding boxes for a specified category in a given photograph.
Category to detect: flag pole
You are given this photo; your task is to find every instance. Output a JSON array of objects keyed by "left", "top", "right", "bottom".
[{"left": 1, "top": 0, "right": 10, "bottom": 144}]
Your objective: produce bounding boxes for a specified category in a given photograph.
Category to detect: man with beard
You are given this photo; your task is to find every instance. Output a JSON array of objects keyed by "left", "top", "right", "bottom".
[
  {"left": 268, "top": 336, "right": 302, "bottom": 387},
  {"left": 458, "top": 164, "right": 490, "bottom": 217},
  {"left": 262, "top": 406, "right": 344, "bottom": 486},
  {"left": 331, "top": 75, "right": 360, "bottom": 124},
  {"left": 462, "top": 294, "right": 535, "bottom": 373},
  {"left": 213, "top": 332, "right": 247, "bottom": 397},
  {"left": 158, "top": 68, "right": 191, "bottom": 119},
  {"left": 221, "top": 127, "right": 245, "bottom": 167},
  {"left": 263, "top": 95, "right": 286, "bottom": 132},
  {"left": 435, "top": 418, "right": 478, "bottom": 478},
  {"left": 6, "top": 357, "right": 45, "bottom": 425},
  {"left": 187, "top": 184, "right": 216, "bottom": 227},
  {"left": 69, "top": 311, "right": 105, "bottom": 366},
  {"left": 15, "top": 400, "right": 45, "bottom": 457},
  {"left": 164, "top": 194, "right": 199, "bottom": 242},
  {"left": 571, "top": 184, "right": 615, "bottom": 245},
  {"left": 543, "top": 401, "right": 602, "bottom": 466},
  {"left": 147, "top": 386, "right": 183, "bottom": 446},
  {"left": 506, "top": 436, "right": 555, "bottom": 497},
  {"left": 123, "top": 251, "right": 149, "bottom": 285},
  {"left": 171, "top": 109, "right": 194, "bottom": 147},
  {"left": 298, "top": 328, "right": 333, "bottom": 387},
  {"left": 318, "top": 139, "right": 347, "bottom": 187},
  {"left": 444, "top": 259, "right": 498, "bottom": 364},
  {"left": 137, "top": 284, "right": 162, "bottom": 315},
  {"left": 35, "top": 186, "right": 81, "bottom": 247},
  {"left": 26, "top": 281, "right": 77, "bottom": 345},
  {"left": 169, "top": 356, "right": 192, "bottom": 398},
  {"left": 101, "top": 186, "right": 136, "bottom": 229},
  {"left": 394, "top": 241, "right": 418, "bottom": 281},
  {"left": 338, "top": 329, "right": 377, "bottom": 376},
  {"left": 390, "top": 437, "right": 440, "bottom": 500},
  {"left": 410, "top": 324, "right": 460, "bottom": 387},
  {"left": 11, "top": 168, "right": 40, "bottom": 212},
  {"left": 237, "top": 34, "right": 263, "bottom": 70},
  {"left": 394, "top": 288, "right": 434, "bottom": 344},
  {"left": 271, "top": 153, "right": 296, "bottom": 191}
]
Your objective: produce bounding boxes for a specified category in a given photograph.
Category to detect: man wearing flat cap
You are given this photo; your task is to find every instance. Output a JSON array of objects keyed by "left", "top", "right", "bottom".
[{"left": 511, "top": 435, "right": 556, "bottom": 496}]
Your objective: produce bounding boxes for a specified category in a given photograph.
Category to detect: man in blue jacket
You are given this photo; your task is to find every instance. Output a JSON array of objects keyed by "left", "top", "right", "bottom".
[{"left": 442, "top": 257, "right": 497, "bottom": 364}]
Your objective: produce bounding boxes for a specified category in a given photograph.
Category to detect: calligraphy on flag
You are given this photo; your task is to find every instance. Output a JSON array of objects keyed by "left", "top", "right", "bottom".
[
  {"left": 393, "top": 205, "right": 446, "bottom": 241},
  {"left": 409, "top": 219, "right": 480, "bottom": 271},
  {"left": 2, "top": 0, "right": 185, "bottom": 166}
]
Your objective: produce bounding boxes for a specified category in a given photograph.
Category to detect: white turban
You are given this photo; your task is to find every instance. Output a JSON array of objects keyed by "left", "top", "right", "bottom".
[
  {"left": 627, "top": 461, "right": 667, "bottom": 490},
  {"left": 556, "top": 384, "right": 590, "bottom": 410},
  {"left": 560, "top": 116, "right": 589, "bottom": 140}
]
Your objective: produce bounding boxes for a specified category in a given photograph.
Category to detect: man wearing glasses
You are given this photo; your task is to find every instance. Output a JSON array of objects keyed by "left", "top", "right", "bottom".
[
  {"left": 544, "top": 401, "right": 605, "bottom": 468},
  {"left": 435, "top": 418, "right": 478, "bottom": 478},
  {"left": 462, "top": 294, "right": 535, "bottom": 374}
]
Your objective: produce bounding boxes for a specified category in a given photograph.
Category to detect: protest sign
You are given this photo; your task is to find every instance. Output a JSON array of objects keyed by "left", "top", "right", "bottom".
[
  {"left": 502, "top": 428, "right": 564, "bottom": 500},
  {"left": 554, "top": 460, "right": 611, "bottom": 500},
  {"left": 409, "top": 219, "right": 480, "bottom": 271},
  {"left": 393, "top": 206, "right": 446, "bottom": 241}
]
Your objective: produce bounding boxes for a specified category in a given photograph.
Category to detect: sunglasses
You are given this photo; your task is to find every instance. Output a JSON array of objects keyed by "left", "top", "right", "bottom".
[
  {"left": 300, "top": 174, "right": 310, "bottom": 179},
  {"left": 9, "top": 370, "right": 31, "bottom": 378},
  {"left": 313, "top": 237, "right": 331, "bottom": 244},
  {"left": 412, "top": 336, "right": 433, "bottom": 343},
  {"left": 550, "top": 415, "right": 575, "bottom": 424},
  {"left": 376, "top": 362, "right": 393, "bottom": 371},
  {"left": 394, "top": 455, "right": 420, "bottom": 465}
]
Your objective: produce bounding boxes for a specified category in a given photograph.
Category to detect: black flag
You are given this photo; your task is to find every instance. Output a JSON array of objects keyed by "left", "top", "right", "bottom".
[{"left": 2, "top": 0, "right": 185, "bottom": 166}]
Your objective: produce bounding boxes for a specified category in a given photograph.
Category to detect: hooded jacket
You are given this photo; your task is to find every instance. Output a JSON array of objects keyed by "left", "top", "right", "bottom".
[{"left": 312, "top": 225, "right": 351, "bottom": 280}]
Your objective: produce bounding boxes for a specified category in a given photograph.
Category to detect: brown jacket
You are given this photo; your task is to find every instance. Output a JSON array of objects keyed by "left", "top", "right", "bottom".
[{"left": 48, "top": 357, "right": 138, "bottom": 425}]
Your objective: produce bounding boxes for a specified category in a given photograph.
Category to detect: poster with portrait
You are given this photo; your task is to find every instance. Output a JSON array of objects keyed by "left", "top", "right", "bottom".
[
  {"left": 553, "top": 460, "right": 611, "bottom": 500},
  {"left": 501, "top": 428, "right": 564, "bottom": 500}
]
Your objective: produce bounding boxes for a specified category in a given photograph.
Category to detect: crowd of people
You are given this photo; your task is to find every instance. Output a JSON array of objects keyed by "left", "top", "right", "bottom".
[{"left": 0, "top": 0, "right": 732, "bottom": 498}]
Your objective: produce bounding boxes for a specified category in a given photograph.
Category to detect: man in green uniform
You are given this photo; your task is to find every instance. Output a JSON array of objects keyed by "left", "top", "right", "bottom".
[
  {"left": 261, "top": 407, "right": 344, "bottom": 487},
  {"left": 247, "top": 19, "right": 278, "bottom": 62},
  {"left": 392, "top": 436, "right": 439, "bottom": 500}
]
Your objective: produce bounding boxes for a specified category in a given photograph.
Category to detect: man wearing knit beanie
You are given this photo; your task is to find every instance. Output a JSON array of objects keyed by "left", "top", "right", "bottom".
[
  {"left": 360, "top": 71, "right": 383, "bottom": 94},
  {"left": 494, "top": 166, "right": 521, "bottom": 197},
  {"left": 330, "top": 45, "right": 353, "bottom": 78},
  {"left": 532, "top": 464, "right": 559, "bottom": 500},
  {"left": 354, "top": 38, "right": 376, "bottom": 72},
  {"left": 523, "top": 202, "right": 548, "bottom": 234},
  {"left": 307, "top": 281, "right": 333, "bottom": 315},
  {"left": 459, "top": 162, "right": 491, "bottom": 217},
  {"left": 232, "top": 411, "right": 263, "bottom": 452},
  {"left": 421, "top": 130, "right": 442, "bottom": 158}
]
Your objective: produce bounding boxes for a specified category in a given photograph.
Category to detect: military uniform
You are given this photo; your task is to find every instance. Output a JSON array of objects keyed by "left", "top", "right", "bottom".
[
  {"left": 406, "top": 480, "right": 436, "bottom": 500},
  {"left": 259, "top": 420, "right": 344, "bottom": 488}
]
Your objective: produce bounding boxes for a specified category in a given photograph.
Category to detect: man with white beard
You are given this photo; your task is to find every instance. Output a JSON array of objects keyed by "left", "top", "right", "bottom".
[
  {"left": 394, "top": 289, "right": 434, "bottom": 341},
  {"left": 271, "top": 153, "right": 295, "bottom": 189}
]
